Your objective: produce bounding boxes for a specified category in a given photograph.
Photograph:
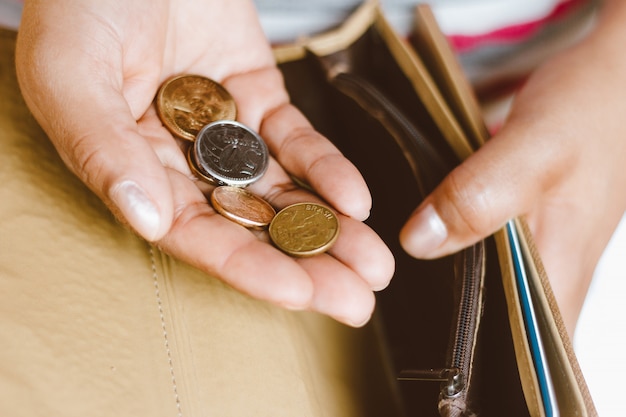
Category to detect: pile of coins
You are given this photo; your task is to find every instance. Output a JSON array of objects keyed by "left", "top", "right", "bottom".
[{"left": 155, "top": 74, "right": 339, "bottom": 257}]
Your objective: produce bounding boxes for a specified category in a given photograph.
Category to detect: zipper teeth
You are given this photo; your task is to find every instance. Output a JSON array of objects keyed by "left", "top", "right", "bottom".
[{"left": 451, "top": 244, "right": 483, "bottom": 382}]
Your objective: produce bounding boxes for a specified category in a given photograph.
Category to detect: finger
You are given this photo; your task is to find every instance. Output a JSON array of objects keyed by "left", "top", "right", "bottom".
[
  {"left": 251, "top": 161, "right": 395, "bottom": 291},
  {"left": 297, "top": 255, "right": 377, "bottom": 327},
  {"left": 138, "top": 107, "right": 193, "bottom": 177},
  {"left": 250, "top": 160, "right": 393, "bottom": 324},
  {"left": 160, "top": 170, "right": 387, "bottom": 327},
  {"left": 263, "top": 103, "right": 372, "bottom": 221},
  {"left": 157, "top": 169, "right": 316, "bottom": 310},
  {"left": 63, "top": 93, "right": 176, "bottom": 243},
  {"left": 399, "top": 122, "right": 564, "bottom": 259},
  {"left": 329, "top": 217, "right": 395, "bottom": 291},
  {"left": 224, "top": 68, "right": 372, "bottom": 221}
]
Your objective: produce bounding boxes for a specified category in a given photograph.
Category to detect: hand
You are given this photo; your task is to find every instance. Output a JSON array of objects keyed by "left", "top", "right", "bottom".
[
  {"left": 15, "top": 0, "right": 394, "bottom": 327},
  {"left": 400, "top": 0, "right": 626, "bottom": 335}
]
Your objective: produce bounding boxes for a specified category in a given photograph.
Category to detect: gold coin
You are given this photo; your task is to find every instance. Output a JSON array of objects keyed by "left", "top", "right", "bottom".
[
  {"left": 269, "top": 203, "right": 340, "bottom": 257},
  {"left": 210, "top": 186, "right": 276, "bottom": 230},
  {"left": 156, "top": 74, "right": 237, "bottom": 141}
]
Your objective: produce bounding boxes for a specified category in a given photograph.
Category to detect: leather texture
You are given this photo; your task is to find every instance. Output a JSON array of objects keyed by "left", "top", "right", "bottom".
[
  {"left": 276, "top": 1, "right": 596, "bottom": 416},
  {"left": 0, "top": 28, "right": 399, "bottom": 417},
  {"left": 410, "top": 7, "right": 596, "bottom": 415},
  {"left": 276, "top": 5, "right": 528, "bottom": 415}
]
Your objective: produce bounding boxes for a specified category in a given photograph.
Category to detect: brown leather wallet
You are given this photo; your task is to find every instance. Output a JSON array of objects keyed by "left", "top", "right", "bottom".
[{"left": 274, "top": 1, "right": 597, "bottom": 416}]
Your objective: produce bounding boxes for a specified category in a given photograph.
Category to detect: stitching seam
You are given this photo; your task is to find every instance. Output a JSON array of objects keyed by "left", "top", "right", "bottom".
[{"left": 150, "top": 247, "right": 183, "bottom": 417}]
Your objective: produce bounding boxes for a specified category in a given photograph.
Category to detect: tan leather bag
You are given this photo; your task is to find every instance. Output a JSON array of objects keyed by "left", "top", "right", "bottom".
[{"left": 0, "top": 27, "right": 399, "bottom": 417}]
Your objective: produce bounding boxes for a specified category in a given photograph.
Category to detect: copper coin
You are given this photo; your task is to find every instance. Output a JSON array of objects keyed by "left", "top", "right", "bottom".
[
  {"left": 193, "top": 120, "right": 269, "bottom": 187},
  {"left": 269, "top": 203, "right": 340, "bottom": 257},
  {"left": 156, "top": 74, "right": 237, "bottom": 141},
  {"left": 187, "top": 145, "right": 220, "bottom": 185},
  {"left": 210, "top": 186, "right": 276, "bottom": 230}
]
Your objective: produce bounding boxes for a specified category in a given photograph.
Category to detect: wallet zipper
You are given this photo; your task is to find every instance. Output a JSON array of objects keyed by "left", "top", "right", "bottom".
[
  {"left": 397, "top": 243, "right": 484, "bottom": 402},
  {"left": 446, "top": 242, "right": 484, "bottom": 399},
  {"left": 326, "top": 70, "right": 484, "bottom": 408},
  {"left": 397, "top": 367, "right": 464, "bottom": 397}
]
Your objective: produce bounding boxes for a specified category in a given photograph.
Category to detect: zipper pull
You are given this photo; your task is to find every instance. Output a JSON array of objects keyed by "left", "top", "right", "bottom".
[{"left": 397, "top": 367, "right": 465, "bottom": 398}]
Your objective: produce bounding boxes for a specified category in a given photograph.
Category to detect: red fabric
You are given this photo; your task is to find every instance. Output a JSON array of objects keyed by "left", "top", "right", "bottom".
[{"left": 447, "top": 0, "right": 586, "bottom": 53}]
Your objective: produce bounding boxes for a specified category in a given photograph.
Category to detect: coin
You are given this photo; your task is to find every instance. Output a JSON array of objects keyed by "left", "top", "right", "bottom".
[
  {"left": 156, "top": 74, "right": 237, "bottom": 141},
  {"left": 210, "top": 186, "right": 276, "bottom": 230},
  {"left": 269, "top": 203, "right": 340, "bottom": 257},
  {"left": 193, "top": 120, "right": 269, "bottom": 187},
  {"left": 187, "top": 145, "right": 218, "bottom": 184}
]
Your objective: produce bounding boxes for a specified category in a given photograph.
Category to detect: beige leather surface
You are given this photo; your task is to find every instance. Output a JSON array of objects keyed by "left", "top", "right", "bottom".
[
  {"left": 411, "top": 5, "right": 490, "bottom": 150},
  {"left": 0, "top": 28, "right": 399, "bottom": 417}
]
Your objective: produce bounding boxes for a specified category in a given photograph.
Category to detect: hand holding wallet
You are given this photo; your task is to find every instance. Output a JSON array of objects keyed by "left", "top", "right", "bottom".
[{"left": 274, "top": 1, "right": 597, "bottom": 415}]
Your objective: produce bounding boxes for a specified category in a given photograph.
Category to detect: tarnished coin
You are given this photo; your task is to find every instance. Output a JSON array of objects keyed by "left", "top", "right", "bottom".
[
  {"left": 187, "top": 145, "right": 217, "bottom": 184},
  {"left": 193, "top": 120, "right": 269, "bottom": 187},
  {"left": 210, "top": 186, "right": 276, "bottom": 230},
  {"left": 156, "top": 74, "right": 237, "bottom": 141},
  {"left": 269, "top": 203, "right": 340, "bottom": 257}
]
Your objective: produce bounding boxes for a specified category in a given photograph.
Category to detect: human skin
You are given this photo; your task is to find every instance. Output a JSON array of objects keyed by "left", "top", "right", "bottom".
[
  {"left": 15, "top": 0, "right": 395, "bottom": 327},
  {"left": 16, "top": 0, "right": 626, "bottom": 335},
  {"left": 400, "top": 0, "right": 626, "bottom": 336}
]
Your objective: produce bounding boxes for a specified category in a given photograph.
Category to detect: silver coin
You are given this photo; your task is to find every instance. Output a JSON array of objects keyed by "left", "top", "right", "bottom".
[{"left": 193, "top": 120, "right": 269, "bottom": 187}]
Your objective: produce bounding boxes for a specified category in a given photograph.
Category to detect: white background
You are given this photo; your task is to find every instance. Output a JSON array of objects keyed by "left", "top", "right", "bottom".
[{"left": 575, "top": 213, "right": 626, "bottom": 416}]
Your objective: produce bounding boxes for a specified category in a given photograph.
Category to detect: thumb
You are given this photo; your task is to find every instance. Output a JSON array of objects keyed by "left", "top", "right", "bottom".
[
  {"left": 47, "top": 89, "right": 174, "bottom": 242},
  {"left": 16, "top": 49, "right": 174, "bottom": 242},
  {"left": 91, "top": 114, "right": 175, "bottom": 243},
  {"left": 399, "top": 125, "right": 553, "bottom": 259},
  {"left": 15, "top": 7, "right": 176, "bottom": 243}
]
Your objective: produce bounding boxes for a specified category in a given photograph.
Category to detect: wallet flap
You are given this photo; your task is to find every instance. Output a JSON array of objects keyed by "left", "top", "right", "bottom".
[
  {"left": 494, "top": 229, "right": 547, "bottom": 417},
  {"left": 411, "top": 5, "right": 489, "bottom": 150},
  {"left": 273, "top": 1, "right": 596, "bottom": 416},
  {"left": 516, "top": 219, "right": 596, "bottom": 417},
  {"left": 273, "top": 0, "right": 378, "bottom": 63},
  {"left": 371, "top": 6, "right": 474, "bottom": 162}
]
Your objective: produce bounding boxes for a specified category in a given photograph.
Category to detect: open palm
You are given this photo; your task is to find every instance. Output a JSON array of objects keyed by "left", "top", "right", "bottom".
[{"left": 16, "top": 0, "right": 394, "bottom": 327}]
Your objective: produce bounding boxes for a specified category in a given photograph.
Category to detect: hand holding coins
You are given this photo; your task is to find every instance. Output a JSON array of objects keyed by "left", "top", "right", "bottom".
[
  {"left": 156, "top": 74, "right": 339, "bottom": 257},
  {"left": 17, "top": 0, "right": 393, "bottom": 327}
]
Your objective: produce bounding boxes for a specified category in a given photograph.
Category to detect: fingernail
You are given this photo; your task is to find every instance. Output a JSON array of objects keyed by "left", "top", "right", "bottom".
[
  {"left": 111, "top": 180, "right": 161, "bottom": 241},
  {"left": 348, "top": 312, "right": 372, "bottom": 328},
  {"left": 279, "top": 300, "right": 309, "bottom": 311},
  {"left": 401, "top": 203, "right": 447, "bottom": 257}
]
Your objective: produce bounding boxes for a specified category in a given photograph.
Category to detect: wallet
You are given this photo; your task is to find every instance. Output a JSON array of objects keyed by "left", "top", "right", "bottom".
[{"left": 274, "top": 1, "right": 598, "bottom": 416}]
